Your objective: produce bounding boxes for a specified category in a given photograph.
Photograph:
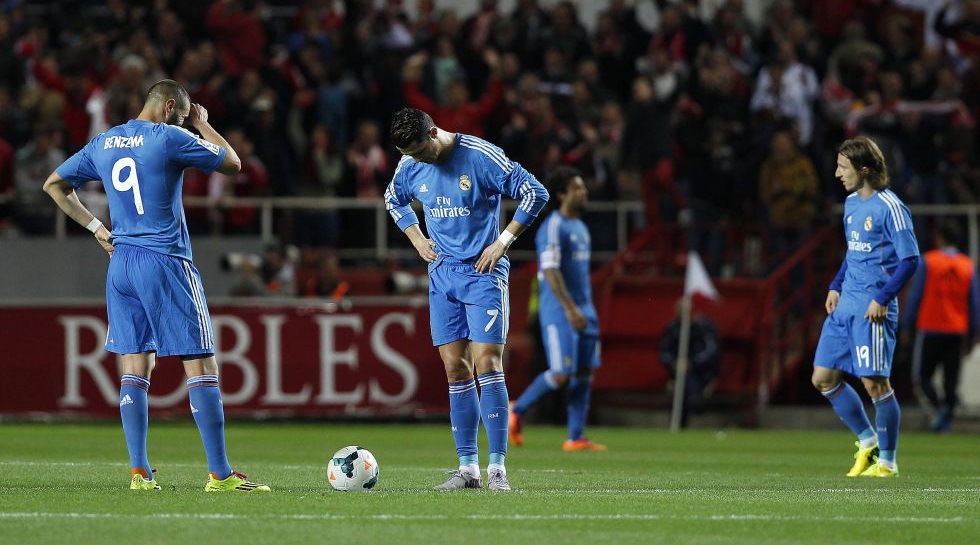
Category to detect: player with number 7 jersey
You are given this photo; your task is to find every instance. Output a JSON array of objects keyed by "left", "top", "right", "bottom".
[
  {"left": 43, "top": 79, "right": 269, "bottom": 493},
  {"left": 386, "top": 108, "right": 549, "bottom": 491}
]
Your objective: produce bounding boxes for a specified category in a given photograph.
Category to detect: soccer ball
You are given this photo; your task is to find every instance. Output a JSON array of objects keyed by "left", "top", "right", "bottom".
[{"left": 327, "top": 446, "right": 379, "bottom": 491}]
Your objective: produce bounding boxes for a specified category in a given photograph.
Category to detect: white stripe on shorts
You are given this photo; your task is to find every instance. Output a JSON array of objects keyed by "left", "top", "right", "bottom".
[{"left": 182, "top": 260, "right": 211, "bottom": 349}]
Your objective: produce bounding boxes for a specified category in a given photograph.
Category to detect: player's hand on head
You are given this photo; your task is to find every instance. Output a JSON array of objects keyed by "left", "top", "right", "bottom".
[{"left": 188, "top": 103, "right": 208, "bottom": 127}]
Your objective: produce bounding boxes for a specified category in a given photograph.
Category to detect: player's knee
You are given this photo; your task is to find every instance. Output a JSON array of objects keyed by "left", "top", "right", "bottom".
[
  {"left": 811, "top": 374, "right": 837, "bottom": 392},
  {"left": 550, "top": 372, "right": 570, "bottom": 387},
  {"left": 862, "top": 378, "right": 891, "bottom": 398}
]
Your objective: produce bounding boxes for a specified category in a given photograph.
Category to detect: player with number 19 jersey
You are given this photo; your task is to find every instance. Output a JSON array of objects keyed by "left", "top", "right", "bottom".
[
  {"left": 56, "top": 120, "right": 225, "bottom": 260},
  {"left": 815, "top": 189, "right": 919, "bottom": 376},
  {"left": 834, "top": 190, "right": 919, "bottom": 317}
]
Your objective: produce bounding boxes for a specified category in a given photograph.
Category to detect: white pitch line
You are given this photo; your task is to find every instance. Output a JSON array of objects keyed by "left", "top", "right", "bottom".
[
  {"left": 0, "top": 461, "right": 568, "bottom": 472},
  {"left": 0, "top": 512, "right": 966, "bottom": 524},
  {"left": 0, "top": 461, "right": 320, "bottom": 471}
]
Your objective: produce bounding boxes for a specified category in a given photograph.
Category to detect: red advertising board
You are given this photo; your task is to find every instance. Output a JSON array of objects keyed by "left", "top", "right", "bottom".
[{"left": 0, "top": 300, "right": 461, "bottom": 418}]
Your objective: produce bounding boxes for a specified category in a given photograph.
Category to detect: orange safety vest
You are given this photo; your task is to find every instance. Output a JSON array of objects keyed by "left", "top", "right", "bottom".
[{"left": 916, "top": 249, "right": 975, "bottom": 334}]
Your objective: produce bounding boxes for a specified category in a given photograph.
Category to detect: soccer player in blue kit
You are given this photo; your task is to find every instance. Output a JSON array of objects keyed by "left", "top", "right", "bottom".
[
  {"left": 811, "top": 136, "right": 919, "bottom": 478},
  {"left": 43, "top": 80, "right": 269, "bottom": 492},
  {"left": 508, "top": 166, "right": 606, "bottom": 451},
  {"left": 386, "top": 107, "right": 548, "bottom": 491}
]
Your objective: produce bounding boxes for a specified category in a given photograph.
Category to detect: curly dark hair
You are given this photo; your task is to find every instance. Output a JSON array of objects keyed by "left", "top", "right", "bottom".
[
  {"left": 543, "top": 165, "right": 582, "bottom": 202},
  {"left": 389, "top": 108, "right": 434, "bottom": 149}
]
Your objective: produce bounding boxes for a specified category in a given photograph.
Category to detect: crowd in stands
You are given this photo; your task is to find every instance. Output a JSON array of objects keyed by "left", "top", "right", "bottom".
[{"left": 2, "top": 0, "right": 980, "bottom": 287}]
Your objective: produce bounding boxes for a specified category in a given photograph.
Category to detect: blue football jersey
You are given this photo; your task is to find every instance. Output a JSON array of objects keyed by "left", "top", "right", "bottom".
[
  {"left": 536, "top": 210, "right": 597, "bottom": 328},
  {"left": 385, "top": 134, "right": 548, "bottom": 278},
  {"left": 56, "top": 120, "right": 226, "bottom": 260},
  {"left": 837, "top": 189, "right": 920, "bottom": 314}
]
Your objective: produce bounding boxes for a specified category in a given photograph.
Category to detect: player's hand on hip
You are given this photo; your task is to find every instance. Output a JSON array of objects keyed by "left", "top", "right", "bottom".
[
  {"left": 825, "top": 290, "right": 840, "bottom": 314},
  {"left": 864, "top": 300, "right": 887, "bottom": 323},
  {"left": 94, "top": 225, "right": 114, "bottom": 257},
  {"left": 475, "top": 242, "right": 506, "bottom": 274},
  {"left": 414, "top": 238, "right": 438, "bottom": 262}
]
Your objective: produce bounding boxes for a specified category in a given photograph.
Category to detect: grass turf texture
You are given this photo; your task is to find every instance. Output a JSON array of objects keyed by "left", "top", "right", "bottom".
[{"left": 1, "top": 423, "right": 977, "bottom": 544}]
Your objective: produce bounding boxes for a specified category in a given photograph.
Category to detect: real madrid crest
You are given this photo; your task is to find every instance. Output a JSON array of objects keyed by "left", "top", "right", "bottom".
[
  {"left": 459, "top": 174, "right": 471, "bottom": 190},
  {"left": 864, "top": 216, "right": 872, "bottom": 231}
]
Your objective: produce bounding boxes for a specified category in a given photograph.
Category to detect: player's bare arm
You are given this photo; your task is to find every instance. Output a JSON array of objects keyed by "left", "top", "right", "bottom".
[
  {"left": 543, "top": 267, "right": 586, "bottom": 331},
  {"left": 475, "top": 219, "right": 528, "bottom": 273},
  {"left": 187, "top": 103, "right": 241, "bottom": 175},
  {"left": 42, "top": 172, "right": 114, "bottom": 256},
  {"left": 404, "top": 224, "right": 438, "bottom": 262}
]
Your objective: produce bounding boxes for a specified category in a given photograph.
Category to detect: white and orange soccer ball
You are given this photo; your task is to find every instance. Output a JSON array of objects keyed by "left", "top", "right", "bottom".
[{"left": 326, "top": 446, "right": 379, "bottom": 491}]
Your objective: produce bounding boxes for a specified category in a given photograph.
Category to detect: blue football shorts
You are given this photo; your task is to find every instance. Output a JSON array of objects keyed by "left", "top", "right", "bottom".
[
  {"left": 813, "top": 309, "right": 896, "bottom": 378},
  {"left": 428, "top": 260, "right": 509, "bottom": 346},
  {"left": 539, "top": 311, "right": 601, "bottom": 375},
  {"left": 105, "top": 244, "right": 215, "bottom": 357}
]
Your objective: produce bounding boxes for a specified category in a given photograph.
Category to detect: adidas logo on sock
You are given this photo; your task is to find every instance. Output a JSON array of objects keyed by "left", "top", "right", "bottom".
[
  {"left": 190, "top": 403, "right": 199, "bottom": 414},
  {"left": 120, "top": 394, "right": 134, "bottom": 407}
]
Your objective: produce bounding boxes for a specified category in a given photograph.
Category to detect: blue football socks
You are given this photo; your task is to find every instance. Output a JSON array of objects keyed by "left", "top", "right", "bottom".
[
  {"left": 873, "top": 390, "right": 901, "bottom": 464},
  {"left": 822, "top": 382, "right": 876, "bottom": 444},
  {"left": 478, "top": 371, "right": 509, "bottom": 466},
  {"left": 449, "top": 378, "right": 480, "bottom": 469},
  {"left": 512, "top": 370, "right": 560, "bottom": 415},
  {"left": 566, "top": 375, "right": 592, "bottom": 441},
  {"left": 187, "top": 375, "right": 233, "bottom": 479},
  {"left": 119, "top": 374, "right": 152, "bottom": 478}
]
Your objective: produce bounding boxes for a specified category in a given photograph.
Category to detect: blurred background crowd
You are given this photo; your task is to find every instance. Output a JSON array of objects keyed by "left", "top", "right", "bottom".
[{"left": 1, "top": 0, "right": 979, "bottom": 290}]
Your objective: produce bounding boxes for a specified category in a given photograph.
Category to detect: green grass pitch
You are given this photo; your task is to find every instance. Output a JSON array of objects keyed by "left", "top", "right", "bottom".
[{"left": 1, "top": 422, "right": 977, "bottom": 544}]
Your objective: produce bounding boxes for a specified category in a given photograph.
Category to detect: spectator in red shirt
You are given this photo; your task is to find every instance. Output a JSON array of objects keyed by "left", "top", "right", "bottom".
[
  {"left": 346, "top": 120, "right": 388, "bottom": 199},
  {"left": 402, "top": 49, "right": 503, "bottom": 138},
  {"left": 208, "top": 128, "right": 269, "bottom": 234},
  {"left": 206, "top": 0, "right": 267, "bottom": 78}
]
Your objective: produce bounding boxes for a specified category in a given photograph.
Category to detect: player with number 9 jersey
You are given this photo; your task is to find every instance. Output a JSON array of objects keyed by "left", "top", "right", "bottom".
[
  {"left": 43, "top": 79, "right": 270, "bottom": 493},
  {"left": 56, "top": 108, "right": 224, "bottom": 261}
]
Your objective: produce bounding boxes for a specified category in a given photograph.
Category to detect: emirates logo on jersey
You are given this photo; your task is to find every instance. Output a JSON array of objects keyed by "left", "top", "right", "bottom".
[
  {"left": 430, "top": 195, "right": 471, "bottom": 218},
  {"left": 459, "top": 175, "right": 471, "bottom": 190}
]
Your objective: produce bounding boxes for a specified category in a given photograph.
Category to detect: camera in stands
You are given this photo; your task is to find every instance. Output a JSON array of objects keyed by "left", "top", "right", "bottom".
[
  {"left": 385, "top": 271, "right": 429, "bottom": 295},
  {"left": 219, "top": 252, "right": 263, "bottom": 272}
]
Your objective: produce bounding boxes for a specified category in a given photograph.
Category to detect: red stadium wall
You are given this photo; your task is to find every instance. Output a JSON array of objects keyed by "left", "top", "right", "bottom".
[
  {"left": 0, "top": 296, "right": 549, "bottom": 418},
  {"left": 0, "top": 274, "right": 803, "bottom": 420},
  {"left": 0, "top": 302, "right": 450, "bottom": 417}
]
